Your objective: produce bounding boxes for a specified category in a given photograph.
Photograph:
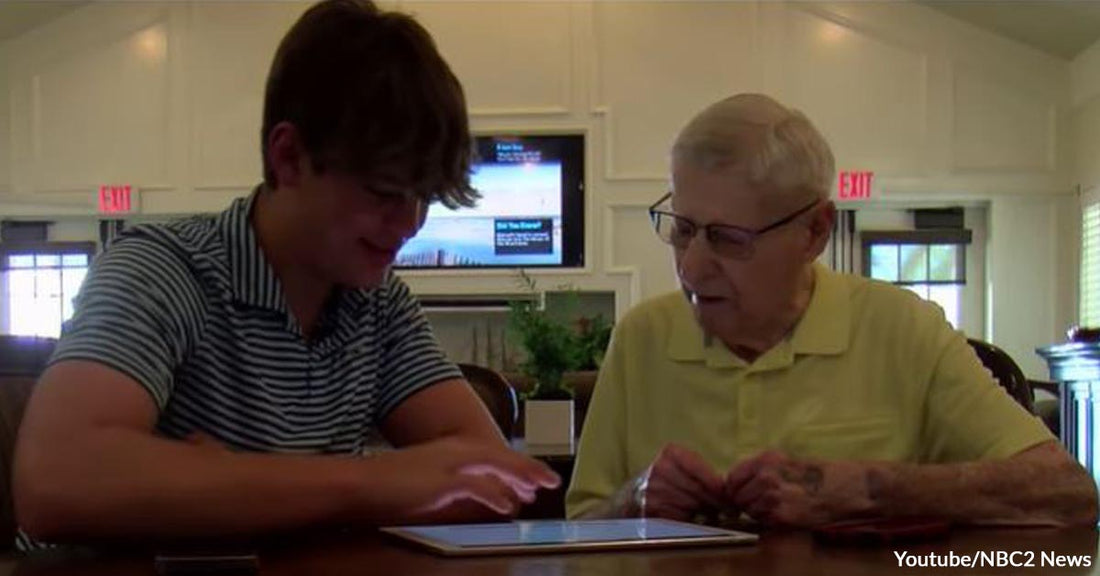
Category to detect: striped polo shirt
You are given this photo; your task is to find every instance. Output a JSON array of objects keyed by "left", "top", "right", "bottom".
[{"left": 49, "top": 190, "right": 461, "bottom": 452}]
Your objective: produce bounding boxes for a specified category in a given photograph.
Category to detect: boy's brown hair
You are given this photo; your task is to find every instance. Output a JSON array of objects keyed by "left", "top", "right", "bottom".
[{"left": 261, "top": 0, "right": 476, "bottom": 208}]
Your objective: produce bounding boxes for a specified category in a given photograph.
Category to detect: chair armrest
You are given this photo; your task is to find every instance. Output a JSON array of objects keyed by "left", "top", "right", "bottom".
[{"left": 1030, "top": 379, "right": 1059, "bottom": 398}]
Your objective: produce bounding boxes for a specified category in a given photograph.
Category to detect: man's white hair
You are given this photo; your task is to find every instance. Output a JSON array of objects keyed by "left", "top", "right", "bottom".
[{"left": 671, "top": 93, "right": 835, "bottom": 201}]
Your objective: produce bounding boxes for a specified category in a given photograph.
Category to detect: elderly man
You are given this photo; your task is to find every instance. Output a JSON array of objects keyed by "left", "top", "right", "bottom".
[{"left": 566, "top": 93, "right": 1097, "bottom": 527}]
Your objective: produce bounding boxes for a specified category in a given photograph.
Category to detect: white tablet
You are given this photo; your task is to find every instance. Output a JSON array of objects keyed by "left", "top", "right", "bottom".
[{"left": 381, "top": 518, "right": 758, "bottom": 556}]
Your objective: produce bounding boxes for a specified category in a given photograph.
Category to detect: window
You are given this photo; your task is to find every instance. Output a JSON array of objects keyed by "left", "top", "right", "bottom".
[
  {"left": 861, "top": 230, "right": 972, "bottom": 329},
  {"left": 1, "top": 243, "right": 96, "bottom": 337},
  {"left": 1081, "top": 189, "right": 1100, "bottom": 328}
]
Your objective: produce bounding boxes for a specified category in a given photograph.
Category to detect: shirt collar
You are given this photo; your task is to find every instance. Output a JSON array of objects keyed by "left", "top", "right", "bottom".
[
  {"left": 221, "top": 187, "right": 287, "bottom": 314},
  {"left": 665, "top": 262, "right": 850, "bottom": 368},
  {"left": 789, "top": 262, "right": 850, "bottom": 356}
]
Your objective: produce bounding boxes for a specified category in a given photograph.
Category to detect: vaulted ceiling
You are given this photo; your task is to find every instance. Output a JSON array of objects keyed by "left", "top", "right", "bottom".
[{"left": 1, "top": 1, "right": 1099, "bottom": 60}]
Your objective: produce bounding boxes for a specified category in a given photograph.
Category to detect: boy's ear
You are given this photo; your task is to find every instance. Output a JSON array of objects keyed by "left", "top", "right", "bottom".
[{"left": 267, "top": 122, "right": 307, "bottom": 189}]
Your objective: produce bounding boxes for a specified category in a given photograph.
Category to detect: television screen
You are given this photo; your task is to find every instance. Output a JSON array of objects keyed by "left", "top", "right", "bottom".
[{"left": 395, "top": 135, "right": 584, "bottom": 269}]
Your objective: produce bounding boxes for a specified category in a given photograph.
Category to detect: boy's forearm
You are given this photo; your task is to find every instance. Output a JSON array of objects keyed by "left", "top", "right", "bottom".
[{"left": 17, "top": 427, "right": 381, "bottom": 542}]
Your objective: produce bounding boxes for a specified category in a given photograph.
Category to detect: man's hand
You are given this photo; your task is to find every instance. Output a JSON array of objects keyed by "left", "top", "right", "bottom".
[
  {"left": 636, "top": 444, "right": 724, "bottom": 521},
  {"left": 369, "top": 437, "right": 561, "bottom": 523},
  {"left": 724, "top": 451, "right": 875, "bottom": 527}
]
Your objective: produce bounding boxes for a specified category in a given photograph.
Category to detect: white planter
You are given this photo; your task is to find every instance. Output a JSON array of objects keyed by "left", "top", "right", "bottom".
[{"left": 524, "top": 399, "right": 575, "bottom": 446}]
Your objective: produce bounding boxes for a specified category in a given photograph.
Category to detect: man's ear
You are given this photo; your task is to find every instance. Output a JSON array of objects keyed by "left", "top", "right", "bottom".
[
  {"left": 267, "top": 122, "right": 307, "bottom": 190},
  {"left": 806, "top": 200, "right": 836, "bottom": 260}
]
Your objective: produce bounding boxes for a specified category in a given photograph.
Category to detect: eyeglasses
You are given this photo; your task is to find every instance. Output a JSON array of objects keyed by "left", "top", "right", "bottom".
[{"left": 648, "top": 192, "right": 820, "bottom": 259}]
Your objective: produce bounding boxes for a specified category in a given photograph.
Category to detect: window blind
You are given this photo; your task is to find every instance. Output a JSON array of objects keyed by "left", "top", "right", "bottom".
[{"left": 1081, "top": 187, "right": 1100, "bottom": 328}]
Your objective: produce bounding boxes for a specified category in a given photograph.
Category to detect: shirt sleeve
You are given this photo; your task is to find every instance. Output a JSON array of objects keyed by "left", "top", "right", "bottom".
[
  {"left": 49, "top": 233, "right": 205, "bottom": 410},
  {"left": 566, "top": 315, "right": 632, "bottom": 518},
  {"left": 374, "top": 274, "right": 462, "bottom": 420},
  {"left": 920, "top": 317, "right": 1054, "bottom": 462}
]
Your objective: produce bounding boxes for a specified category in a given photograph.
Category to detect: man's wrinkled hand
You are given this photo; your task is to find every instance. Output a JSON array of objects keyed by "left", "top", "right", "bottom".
[
  {"left": 636, "top": 444, "right": 724, "bottom": 521},
  {"left": 724, "top": 450, "right": 875, "bottom": 527}
]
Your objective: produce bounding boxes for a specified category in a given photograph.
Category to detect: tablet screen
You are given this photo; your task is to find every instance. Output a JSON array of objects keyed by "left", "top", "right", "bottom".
[{"left": 384, "top": 518, "right": 757, "bottom": 554}]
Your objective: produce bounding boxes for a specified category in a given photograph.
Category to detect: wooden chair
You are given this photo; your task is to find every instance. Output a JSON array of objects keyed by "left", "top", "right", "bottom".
[
  {"left": 1029, "top": 379, "right": 1061, "bottom": 437},
  {"left": 457, "top": 363, "right": 518, "bottom": 440},
  {"left": 0, "top": 335, "right": 56, "bottom": 377},
  {"left": 966, "top": 338, "right": 1035, "bottom": 414},
  {"left": 0, "top": 335, "right": 56, "bottom": 550}
]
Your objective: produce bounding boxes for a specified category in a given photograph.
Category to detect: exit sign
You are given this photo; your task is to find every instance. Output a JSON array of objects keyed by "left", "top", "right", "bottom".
[
  {"left": 837, "top": 171, "right": 874, "bottom": 201},
  {"left": 97, "top": 185, "right": 139, "bottom": 214}
]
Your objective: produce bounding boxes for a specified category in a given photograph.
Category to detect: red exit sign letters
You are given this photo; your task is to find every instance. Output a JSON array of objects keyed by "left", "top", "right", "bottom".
[
  {"left": 98, "top": 185, "right": 135, "bottom": 214},
  {"left": 837, "top": 171, "right": 873, "bottom": 201}
]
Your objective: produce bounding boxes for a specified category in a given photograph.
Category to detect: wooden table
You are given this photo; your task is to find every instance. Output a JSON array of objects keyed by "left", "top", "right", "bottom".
[{"left": 9, "top": 526, "right": 1098, "bottom": 575}]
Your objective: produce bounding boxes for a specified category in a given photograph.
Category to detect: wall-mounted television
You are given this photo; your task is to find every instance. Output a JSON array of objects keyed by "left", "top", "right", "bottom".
[{"left": 395, "top": 134, "right": 584, "bottom": 269}]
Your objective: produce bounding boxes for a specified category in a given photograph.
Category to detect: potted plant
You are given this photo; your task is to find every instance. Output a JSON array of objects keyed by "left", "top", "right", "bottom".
[
  {"left": 508, "top": 272, "right": 612, "bottom": 445},
  {"left": 565, "top": 314, "right": 612, "bottom": 434}
]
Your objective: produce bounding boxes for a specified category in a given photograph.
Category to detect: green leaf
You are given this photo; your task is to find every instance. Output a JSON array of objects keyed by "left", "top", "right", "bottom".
[{"left": 506, "top": 271, "right": 613, "bottom": 399}]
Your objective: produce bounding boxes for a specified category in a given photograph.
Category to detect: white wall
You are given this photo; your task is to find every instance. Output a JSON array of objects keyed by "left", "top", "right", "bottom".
[
  {"left": 1076, "top": 99, "right": 1100, "bottom": 191},
  {"left": 0, "top": 0, "right": 1081, "bottom": 376},
  {"left": 1073, "top": 36, "right": 1100, "bottom": 107},
  {"left": 1074, "top": 39, "right": 1100, "bottom": 191},
  {"left": 0, "top": 47, "right": 8, "bottom": 196},
  {"left": 1064, "top": 37, "right": 1100, "bottom": 373},
  {"left": 986, "top": 194, "right": 1076, "bottom": 376}
]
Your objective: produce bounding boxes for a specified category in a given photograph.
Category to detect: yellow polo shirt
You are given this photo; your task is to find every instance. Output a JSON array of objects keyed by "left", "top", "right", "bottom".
[{"left": 566, "top": 264, "right": 1053, "bottom": 519}]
